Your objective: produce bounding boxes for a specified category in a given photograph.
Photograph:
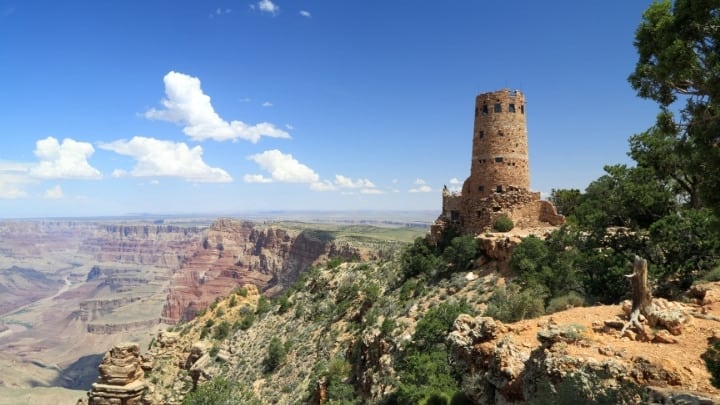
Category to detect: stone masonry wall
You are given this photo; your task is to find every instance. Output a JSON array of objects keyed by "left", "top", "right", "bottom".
[
  {"left": 463, "top": 89, "right": 529, "bottom": 199},
  {"left": 431, "top": 89, "right": 563, "bottom": 241}
]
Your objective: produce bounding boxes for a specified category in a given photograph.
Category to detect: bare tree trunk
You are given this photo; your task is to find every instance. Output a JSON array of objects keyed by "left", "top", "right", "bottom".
[
  {"left": 630, "top": 256, "right": 652, "bottom": 315},
  {"left": 621, "top": 256, "right": 654, "bottom": 337}
]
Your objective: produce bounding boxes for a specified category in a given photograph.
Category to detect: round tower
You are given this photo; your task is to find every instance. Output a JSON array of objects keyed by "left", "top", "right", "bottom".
[{"left": 462, "top": 89, "right": 530, "bottom": 198}]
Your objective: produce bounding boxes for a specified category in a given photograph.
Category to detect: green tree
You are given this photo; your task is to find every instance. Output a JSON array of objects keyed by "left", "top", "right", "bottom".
[
  {"left": 648, "top": 208, "right": 720, "bottom": 289},
  {"left": 400, "top": 237, "right": 442, "bottom": 278},
  {"left": 629, "top": 0, "right": 720, "bottom": 212},
  {"left": 573, "top": 164, "right": 674, "bottom": 231},
  {"left": 549, "top": 188, "right": 582, "bottom": 217},
  {"left": 442, "top": 235, "right": 478, "bottom": 272}
]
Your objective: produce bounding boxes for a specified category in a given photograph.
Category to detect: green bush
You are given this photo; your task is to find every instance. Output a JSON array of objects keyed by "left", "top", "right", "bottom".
[
  {"left": 256, "top": 295, "right": 271, "bottom": 315},
  {"left": 484, "top": 283, "right": 546, "bottom": 322},
  {"left": 699, "top": 266, "right": 720, "bottom": 283},
  {"left": 546, "top": 291, "right": 586, "bottom": 314},
  {"left": 212, "top": 320, "right": 230, "bottom": 340},
  {"left": 236, "top": 287, "right": 248, "bottom": 297},
  {"left": 442, "top": 235, "right": 478, "bottom": 271},
  {"left": 182, "top": 376, "right": 260, "bottom": 405},
  {"left": 263, "top": 337, "right": 286, "bottom": 373},
  {"left": 401, "top": 237, "right": 442, "bottom": 278},
  {"left": 413, "top": 299, "right": 474, "bottom": 350},
  {"left": 492, "top": 215, "right": 514, "bottom": 232},
  {"left": 704, "top": 340, "right": 720, "bottom": 388}
]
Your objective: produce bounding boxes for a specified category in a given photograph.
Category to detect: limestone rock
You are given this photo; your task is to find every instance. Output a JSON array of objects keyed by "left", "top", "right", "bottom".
[{"left": 87, "top": 343, "right": 147, "bottom": 405}]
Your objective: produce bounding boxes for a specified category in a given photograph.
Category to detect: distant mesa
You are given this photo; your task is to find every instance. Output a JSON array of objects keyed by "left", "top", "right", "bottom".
[{"left": 431, "top": 89, "right": 563, "bottom": 240}]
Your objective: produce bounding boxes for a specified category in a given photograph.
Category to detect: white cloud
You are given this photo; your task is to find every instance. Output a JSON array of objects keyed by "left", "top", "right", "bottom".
[
  {"left": 145, "top": 71, "right": 290, "bottom": 143},
  {"left": 285, "top": 124, "right": 294, "bottom": 130},
  {"left": 247, "top": 149, "right": 319, "bottom": 183},
  {"left": 99, "top": 136, "right": 232, "bottom": 183},
  {"left": 449, "top": 177, "right": 460, "bottom": 184},
  {"left": 334, "top": 175, "right": 375, "bottom": 189},
  {"left": 29, "top": 137, "right": 101, "bottom": 179},
  {"left": 262, "top": 101, "right": 273, "bottom": 107},
  {"left": 43, "top": 185, "right": 64, "bottom": 199},
  {"left": 257, "top": 0, "right": 278, "bottom": 14},
  {"left": 410, "top": 178, "right": 433, "bottom": 193},
  {"left": 299, "top": 10, "right": 311, "bottom": 18},
  {"left": 243, "top": 174, "right": 273, "bottom": 183},
  {"left": 360, "top": 188, "right": 383, "bottom": 195}
]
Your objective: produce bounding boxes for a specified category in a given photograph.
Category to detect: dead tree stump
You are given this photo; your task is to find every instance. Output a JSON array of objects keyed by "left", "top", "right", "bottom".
[{"left": 621, "top": 256, "right": 655, "bottom": 339}]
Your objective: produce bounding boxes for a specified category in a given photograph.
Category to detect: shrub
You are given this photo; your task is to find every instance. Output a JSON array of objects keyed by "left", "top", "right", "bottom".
[
  {"left": 236, "top": 287, "right": 248, "bottom": 297},
  {"left": 213, "top": 320, "right": 230, "bottom": 340},
  {"left": 228, "top": 295, "right": 237, "bottom": 307},
  {"left": 256, "top": 295, "right": 271, "bottom": 315},
  {"left": 704, "top": 340, "right": 720, "bottom": 388},
  {"left": 493, "top": 215, "right": 514, "bottom": 232},
  {"left": 263, "top": 337, "right": 286, "bottom": 373},
  {"left": 484, "top": 283, "right": 546, "bottom": 322},
  {"left": 546, "top": 291, "right": 586, "bottom": 314},
  {"left": 699, "top": 266, "right": 720, "bottom": 283},
  {"left": 401, "top": 237, "right": 442, "bottom": 278},
  {"left": 413, "top": 299, "right": 474, "bottom": 350},
  {"left": 442, "top": 235, "right": 478, "bottom": 271},
  {"left": 182, "top": 376, "right": 260, "bottom": 405},
  {"left": 238, "top": 312, "right": 255, "bottom": 330},
  {"left": 277, "top": 294, "right": 292, "bottom": 314}
]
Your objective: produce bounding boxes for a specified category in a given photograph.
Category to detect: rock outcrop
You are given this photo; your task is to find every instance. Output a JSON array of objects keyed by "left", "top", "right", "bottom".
[
  {"left": 448, "top": 311, "right": 720, "bottom": 404},
  {"left": 83, "top": 343, "right": 147, "bottom": 405}
]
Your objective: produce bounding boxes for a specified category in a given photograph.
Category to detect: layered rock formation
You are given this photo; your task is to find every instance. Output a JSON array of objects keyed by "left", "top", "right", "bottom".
[
  {"left": 161, "top": 219, "right": 362, "bottom": 323},
  {"left": 447, "top": 310, "right": 720, "bottom": 404},
  {"left": 82, "top": 343, "right": 147, "bottom": 405}
]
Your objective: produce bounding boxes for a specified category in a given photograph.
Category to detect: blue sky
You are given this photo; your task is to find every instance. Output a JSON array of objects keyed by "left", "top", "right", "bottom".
[{"left": 0, "top": 0, "right": 658, "bottom": 218}]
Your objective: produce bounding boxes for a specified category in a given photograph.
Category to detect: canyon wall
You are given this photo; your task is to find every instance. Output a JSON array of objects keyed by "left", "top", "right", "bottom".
[{"left": 161, "top": 218, "right": 362, "bottom": 323}]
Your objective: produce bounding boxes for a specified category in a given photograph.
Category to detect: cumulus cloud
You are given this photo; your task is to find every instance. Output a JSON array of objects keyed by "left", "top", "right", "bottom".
[
  {"left": 262, "top": 101, "right": 273, "bottom": 107},
  {"left": 99, "top": 136, "right": 232, "bottom": 183},
  {"left": 29, "top": 137, "right": 101, "bottom": 179},
  {"left": 449, "top": 177, "right": 460, "bottom": 184},
  {"left": 257, "top": 0, "right": 278, "bottom": 14},
  {"left": 334, "top": 175, "right": 375, "bottom": 189},
  {"left": 299, "top": 10, "right": 311, "bottom": 18},
  {"left": 246, "top": 149, "right": 319, "bottom": 183},
  {"left": 43, "top": 185, "right": 64, "bottom": 199},
  {"left": 145, "top": 71, "right": 290, "bottom": 143},
  {"left": 409, "top": 178, "right": 433, "bottom": 193}
]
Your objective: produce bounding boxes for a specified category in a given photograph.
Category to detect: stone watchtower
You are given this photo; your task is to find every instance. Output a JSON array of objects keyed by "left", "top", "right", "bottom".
[
  {"left": 465, "top": 90, "right": 530, "bottom": 197},
  {"left": 431, "top": 89, "right": 563, "bottom": 238}
]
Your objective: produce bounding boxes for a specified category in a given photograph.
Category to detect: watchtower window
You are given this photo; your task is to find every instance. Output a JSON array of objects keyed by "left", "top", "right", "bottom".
[
  {"left": 482, "top": 105, "right": 488, "bottom": 115},
  {"left": 498, "top": 131, "right": 504, "bottom": 137},
  {"left": 508, "top": 103, "right": 516, "bottom": 113},
  {"left": 494, "top": 103, "right": 501, "bottom": 113},
  {"left": 520, "top": 105, "right": 525, "bottom": 114},
  {"left": 496, "top": 185, "right": 503, "bottom": 193},
  {"left": 450, "top": 210, "right": 460, "bottom": 223},
  {"left": 478, "top": 185, "right": 484, "bottom": 192},
  {"left": 478, "top": 130, "right": 484, "bottom": 138},
  {"left": 495, "top": 157, "right": 503, "bottom": 163}
]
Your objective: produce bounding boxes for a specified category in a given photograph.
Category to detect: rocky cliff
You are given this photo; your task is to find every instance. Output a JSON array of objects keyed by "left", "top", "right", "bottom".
[{"left": 161, "top": 218, "right": 363, "bottom": 323}]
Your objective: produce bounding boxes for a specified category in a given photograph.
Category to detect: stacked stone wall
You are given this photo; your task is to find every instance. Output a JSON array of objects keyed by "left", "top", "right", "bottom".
[{"left": 463, "top": 89, "right": 530, "bottom": 199}]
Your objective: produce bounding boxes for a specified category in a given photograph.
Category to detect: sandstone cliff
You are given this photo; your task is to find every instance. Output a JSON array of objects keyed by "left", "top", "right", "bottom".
[{"left": 161, "top": 219, "right": 363, "bottom": 323}]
